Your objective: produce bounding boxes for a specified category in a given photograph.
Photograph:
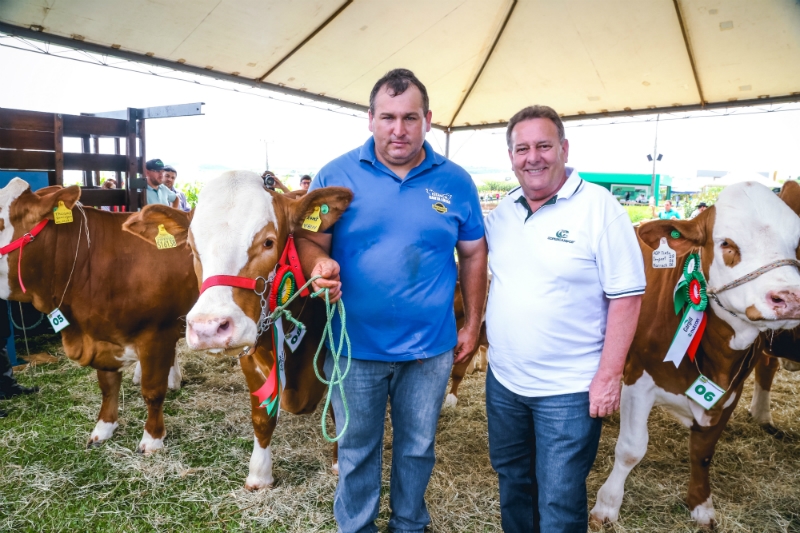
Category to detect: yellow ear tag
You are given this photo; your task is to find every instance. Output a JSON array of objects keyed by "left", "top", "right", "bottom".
[
  {"left": 301, "top": 206, "right": 322, "bottom": 232},
  {"left": 155, "top": 224, "right": 177, "bottom": 249},
  {"left": 53, "top": 201, "right": 73, "bottom": 224}
]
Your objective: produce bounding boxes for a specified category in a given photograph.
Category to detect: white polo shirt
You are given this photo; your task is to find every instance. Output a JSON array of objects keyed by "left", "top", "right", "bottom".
[{"left": 485, "top": 168, "right": 646, "bottom": 397}]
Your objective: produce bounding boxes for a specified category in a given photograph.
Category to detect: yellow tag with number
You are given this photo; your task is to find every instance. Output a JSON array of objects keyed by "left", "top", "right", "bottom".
[
  {"left": 155, "top": 224, "right": 177, "bottom": 249},
  {"left": 53, "top": 201, "right": 73, "bottom": 224},
  {"left": 301, "top": 206, "right": 322, "bottom": 232}
]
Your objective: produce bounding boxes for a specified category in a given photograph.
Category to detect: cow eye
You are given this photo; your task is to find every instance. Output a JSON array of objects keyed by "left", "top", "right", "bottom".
[
  {"left": 264, "top": 239, "right": 274, "bottom": 249},
  {"left": 721, "top": 240, "right": 729, "bottom": 247}
]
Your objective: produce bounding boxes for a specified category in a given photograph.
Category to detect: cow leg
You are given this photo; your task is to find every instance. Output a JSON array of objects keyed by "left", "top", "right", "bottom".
[
  {"left": 136, "top": 341, "right": 173, "bottom": 454},
  {"left": 330, "top": 407, "right": 339, "bottom": 475},
  {"left": 88, "top": 369, "right": 122, "bottom": 447},
  {"left": 781, "top": 358, "right": 800, "bottom": 371},
  {"left": 167, "top": 354, "right": 182, "bottom": 391},
  {"left": 443, "top": 358, "right": 471, "bottom": 408},
  {"left": 590, "top": 375, "right": 656, "bottom": 526},
  {"left": 132, "top": 362, "right": 142, "bottom": 386},
  {"left": 239, "top": 353, "right": 278, "bottom": 490},
  {"left": 749, "top": 353, "right": 779, "bottom": 432},
  {"left": 686, "top": 394, "right": 739, "bottom": 528}
]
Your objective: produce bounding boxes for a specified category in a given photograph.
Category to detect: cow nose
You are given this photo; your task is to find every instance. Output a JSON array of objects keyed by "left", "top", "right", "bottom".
[
  {"left": 766, "top": 290, "right": 800, "bottom": 319},
  {"left": 187, "top": 316, "right": 235, "bottom": 348}
]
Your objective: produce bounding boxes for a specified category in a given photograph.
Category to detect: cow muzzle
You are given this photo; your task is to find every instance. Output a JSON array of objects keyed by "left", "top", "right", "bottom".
[{"left": 765, "top": 289, "right": 800, "bottom": 320}]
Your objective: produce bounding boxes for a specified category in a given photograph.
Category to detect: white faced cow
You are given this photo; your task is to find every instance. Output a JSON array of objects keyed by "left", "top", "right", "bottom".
[
  {"left": 590, "top": 181, "right": 800, "bottom": 528},
  {"left": 124, "top": 170, "right": 352, "bottom": 489}
]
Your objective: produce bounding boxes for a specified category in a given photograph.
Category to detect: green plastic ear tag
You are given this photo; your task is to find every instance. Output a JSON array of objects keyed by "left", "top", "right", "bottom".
[
  {"left": 670, "top": 230, "right": 681, "bottom": 239},
  {"left": 320, "top": 204, "right": 329, "bottom": 215}
]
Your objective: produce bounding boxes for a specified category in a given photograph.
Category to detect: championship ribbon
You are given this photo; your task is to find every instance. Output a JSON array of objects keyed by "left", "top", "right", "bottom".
[
  {"left": 251, "top": 259, "right": 300, "bottom": 417},
  {"left": 663, "top": 253, "right": 708, "bottom": 368}
]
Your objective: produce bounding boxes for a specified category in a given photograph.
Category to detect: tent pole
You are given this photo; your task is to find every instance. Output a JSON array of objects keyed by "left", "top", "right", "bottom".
[{"left": 445, "top": 129, "right": 451, "bottom": 159}]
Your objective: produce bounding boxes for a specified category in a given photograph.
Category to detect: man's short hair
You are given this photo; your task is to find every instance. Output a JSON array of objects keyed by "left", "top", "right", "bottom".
[
  {"left": 300, "top": 175, "right": 312, "bottom": 182},
  {"left": 163, "top": 165, "right": 177, "bottom": 174},
  {"left": 369, "top": 69, "right": 429, "bottom": 115},
  {"left": 506, "top": 105, "right": 565, "bottom": 149}
]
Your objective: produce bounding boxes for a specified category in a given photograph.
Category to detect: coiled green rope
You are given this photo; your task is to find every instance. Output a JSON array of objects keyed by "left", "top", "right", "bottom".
[{"left": 265, "top": 274, "right": 351, "bottom": 443}]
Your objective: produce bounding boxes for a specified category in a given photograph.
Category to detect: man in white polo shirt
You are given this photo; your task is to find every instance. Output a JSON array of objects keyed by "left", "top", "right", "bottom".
[{"left": 484, "top": 105, "right": 645, "bottom": 533}]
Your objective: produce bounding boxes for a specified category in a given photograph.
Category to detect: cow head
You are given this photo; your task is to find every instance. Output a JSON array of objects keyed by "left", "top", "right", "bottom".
[
  {"left": 123, "top": 170, "right": 352, "bottom": 350},
  {"left": 0, "top": 178, "right": 80, "bottom": 299},
  {"left": 639, "top": 181, "right": 800, "bottom": 348}
]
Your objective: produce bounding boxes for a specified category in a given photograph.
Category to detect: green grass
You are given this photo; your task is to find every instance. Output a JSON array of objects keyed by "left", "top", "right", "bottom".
[
  {"left": 1, "top": 341, "right": 800, "bottom": 532},
  {"left": 624, "top": 205, "right": 654, "bottom": 224}
]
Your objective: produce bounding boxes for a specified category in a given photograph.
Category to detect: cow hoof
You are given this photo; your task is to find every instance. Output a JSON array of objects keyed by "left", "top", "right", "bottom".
[
  {"left": 244, "top": 478, "right": 274, "bottom": 491},
  {"left": 137, "top": 430, "right": 165, "bottom": 454},
  {"left": 88, "top": 420, "right": 119, "bottom": 447},
  {"left": 690, "top": 497, "right": 716, "bottom": 528},
  {"left": 589, "top": 509, "right": 617, "bottom": 529},
  {"left": 331, "top": 462, "right": 339, "bottom": 476},
  {"left": 87, "top": 439, "right": 104, "bottom": 449},
  {"left": 759, "top": 422, "right": 787, "bottom": 439},
  {"left": 442, "top": 393, "right": 458, "bottom": 409},
  {"left": 588, "top": 515, "right": 607, "bottom": 531}
]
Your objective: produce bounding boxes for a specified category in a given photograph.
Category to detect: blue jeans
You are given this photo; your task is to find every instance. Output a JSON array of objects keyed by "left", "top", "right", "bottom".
[
  {"left": 325, "top": 349, "right": 454, "bottom": 533},
  {"left": 486, "top": 366, "right": 602, "bottom": 533}
]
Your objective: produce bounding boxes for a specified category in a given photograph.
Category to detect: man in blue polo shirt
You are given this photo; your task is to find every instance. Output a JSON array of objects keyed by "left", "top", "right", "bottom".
[{"left": 297, "top": 69, "right": 487, "bottom": 533}]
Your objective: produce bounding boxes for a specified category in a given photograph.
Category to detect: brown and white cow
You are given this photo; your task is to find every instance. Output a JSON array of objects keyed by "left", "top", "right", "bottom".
[
  {"left": 0, "top": 178, "right": 197, "bottom": 452},
  {"left": 124, "top": 170, "right": 352, "bottom": 489},
  {"left": 590, "top": 181, "right": 800, "bottom": 528}
]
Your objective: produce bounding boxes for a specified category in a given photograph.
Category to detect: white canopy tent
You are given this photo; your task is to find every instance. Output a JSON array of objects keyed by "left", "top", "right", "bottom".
[{"left": 1, "top": 0, "right": 799, "bottom": 133}]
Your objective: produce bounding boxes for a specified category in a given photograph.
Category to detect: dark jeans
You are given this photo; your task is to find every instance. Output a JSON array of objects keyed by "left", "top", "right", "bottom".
[{"left": 486, "top": 366, "right": 602, "bottom": 533}]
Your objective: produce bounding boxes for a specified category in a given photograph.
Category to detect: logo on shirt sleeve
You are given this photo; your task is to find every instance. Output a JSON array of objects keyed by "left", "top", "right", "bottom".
[{"left": 547, "top": 229, "right": 575, "bottom": 243}]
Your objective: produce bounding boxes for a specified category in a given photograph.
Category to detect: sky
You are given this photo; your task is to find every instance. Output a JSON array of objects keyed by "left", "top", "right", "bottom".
[{"left": 1, "top": 39, "right": 799, "bottom": 189}]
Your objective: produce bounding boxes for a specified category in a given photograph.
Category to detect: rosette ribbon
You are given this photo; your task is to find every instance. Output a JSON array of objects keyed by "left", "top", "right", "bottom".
[{"left": 663, "top": 253, "right": 708, "bottom": 368}]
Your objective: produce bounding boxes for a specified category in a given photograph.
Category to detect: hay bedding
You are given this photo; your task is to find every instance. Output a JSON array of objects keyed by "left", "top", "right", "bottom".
[{"left": 0, "top": 339, "right": 799, "bottom": 532}]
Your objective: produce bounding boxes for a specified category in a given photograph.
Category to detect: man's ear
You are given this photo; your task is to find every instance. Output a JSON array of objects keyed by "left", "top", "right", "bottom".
[
  {"left": 638, "top": 207, "right": 713, "bottom": 255},
  {"left": 289, "top": 187, "right": 353, "bottom": 233},
  {"left": 779, "top": 180, "right": 800, "bottom": 217},
  {"left": 36, "top": 186, "right": 81, "bottom": 221},
  {"left": 122, "top": 204, "right": 191, "bottom": 246}
]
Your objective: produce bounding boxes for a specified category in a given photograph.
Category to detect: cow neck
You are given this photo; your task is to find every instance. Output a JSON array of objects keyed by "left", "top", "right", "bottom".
[{"left": 0, "top": 219, "right": 48, "bottom": 293}]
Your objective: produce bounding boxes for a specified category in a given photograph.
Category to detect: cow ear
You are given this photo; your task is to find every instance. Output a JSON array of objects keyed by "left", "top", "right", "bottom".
[
  {"left": 779, "top": 181, "right": 800, "bottom": 217},
  {"left": 122, "top": 204, "right": 190, "bottom": 246},
  {"left": 290, "top": 186, "right": 353, "bottom": 233},
  {"left": 36, "top": 186, "right": 81, "bottom": 221},
  {"left": 637, "top": 208, "right": 713, "bottom": 255},
  {"left": 34, "top": 185, "right": 64, "bottom": 197}
]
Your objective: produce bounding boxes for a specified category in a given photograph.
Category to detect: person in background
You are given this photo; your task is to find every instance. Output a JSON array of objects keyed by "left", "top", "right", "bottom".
[
  {"left": 299, "top": 175, "right": 312, "bottom": 191},
  {"left": 0, "top": 299, "right": 38, "bottom": 418},
  {"left": 162, "top": 166, "right": 191, "bottom": 212},
  {"left": 657, "top": 200, "right": 681, "bottom": 220},
  {"left": 689, "top": 201, "right": 708, "bottom": 219},
  {"left": 262, "top": 171, "right": 291, "bottom": 194},
  {"left": 100, "top": 179, "right": 117, "bottom": 212},
  {"left": 144, "top": 159, "right": 178, "bottom": 208}
]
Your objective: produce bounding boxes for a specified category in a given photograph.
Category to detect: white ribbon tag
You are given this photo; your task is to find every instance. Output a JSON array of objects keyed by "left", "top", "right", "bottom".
[
  {"left": 274, "top": 317, "right": 287, "bottom": 419},
  {"left": 663, "top": 307, "right": 704, "bottom": 367},
  {"left": 652, "top": 237, "right": 676, "bottom": 269},
  {"left": 686, "top": 374, "right": 725, "bottom": 410},
  {"left": 47, "top": 308, "right": 70, "bottom": 333},
  {"left": 285, "top": 323, "right": 306, "bottom": 353}
]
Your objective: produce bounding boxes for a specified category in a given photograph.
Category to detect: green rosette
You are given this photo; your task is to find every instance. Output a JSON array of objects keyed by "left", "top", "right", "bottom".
[
  {"left": 684, "top": 270, "right": 708, "bottom": 311},
  {"left": 683, "top": 253, "right": 701, "bottom": 277}
]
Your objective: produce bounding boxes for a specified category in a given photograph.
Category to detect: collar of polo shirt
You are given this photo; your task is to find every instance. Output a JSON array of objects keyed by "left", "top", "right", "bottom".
[{"left": 514, "top": 167, "right": 583, "bottom": 221}]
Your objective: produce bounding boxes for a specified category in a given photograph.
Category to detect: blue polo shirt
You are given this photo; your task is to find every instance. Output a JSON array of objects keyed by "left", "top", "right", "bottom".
[{"left": 310, "top": 138, "right": 484, "bottom": 361}]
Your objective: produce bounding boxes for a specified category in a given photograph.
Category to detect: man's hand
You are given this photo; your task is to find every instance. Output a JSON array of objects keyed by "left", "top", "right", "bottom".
[
  {"left": 310, "top": 258, "right": 342, "bottom": 303},
  {"left": 454, "top": 325, "right": 479, "bottom": 364},
  {"left": 588, "top": 371, "right": 621, "bottom": 418}
]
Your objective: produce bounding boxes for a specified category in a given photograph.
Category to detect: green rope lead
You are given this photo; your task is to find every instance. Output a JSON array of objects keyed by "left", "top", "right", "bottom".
[{"left": 266, "top": 274, "right": 351, "bottom": 443}]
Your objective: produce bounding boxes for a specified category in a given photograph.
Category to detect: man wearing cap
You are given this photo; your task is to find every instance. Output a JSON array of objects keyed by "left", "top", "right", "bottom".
[
  {"left": 162, "top": 165, "right": 191, "bottom": 212},
  {"left": 484, "top": 105, "right": 645, "bottom": 532},
  {"left": 144, "top": 158, "right": 178, "bottom": 208},
  {"left": 689, "top": 202, "right": 708, "bottom": 219}
]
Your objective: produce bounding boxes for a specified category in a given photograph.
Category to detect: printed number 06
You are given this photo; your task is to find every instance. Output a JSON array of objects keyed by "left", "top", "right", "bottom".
[{"left": 695, "top": 384, "right": 715, "bottom": 403}]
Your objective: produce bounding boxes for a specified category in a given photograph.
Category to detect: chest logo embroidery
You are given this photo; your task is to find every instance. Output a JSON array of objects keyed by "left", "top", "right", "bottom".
[
  {"left": 548, "top": 229, "right": 575, "bottom": 244},
  {"left": 432, "top": 202, "right": 448, "bottom": 214},
  {"left": 426, "top": 188, "right": 452, "bottom": 204}
]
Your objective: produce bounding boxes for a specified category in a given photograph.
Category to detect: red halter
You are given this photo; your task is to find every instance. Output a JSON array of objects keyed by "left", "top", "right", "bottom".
[
  {"left": 0, "top": 219, "right": 49, "bottom": 293},
  {"left": 199, "top": 234, "right": 309, "bottom": 301}
]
